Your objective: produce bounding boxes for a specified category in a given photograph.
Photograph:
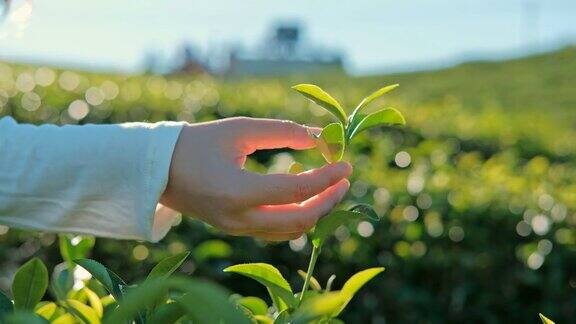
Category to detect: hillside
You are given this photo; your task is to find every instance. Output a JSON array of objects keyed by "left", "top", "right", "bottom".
[{"left": 361, "top": 46, "right": 576, "bottom": 117}]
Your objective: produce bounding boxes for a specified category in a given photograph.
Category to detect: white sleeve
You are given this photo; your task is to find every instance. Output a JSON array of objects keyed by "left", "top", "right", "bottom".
[{"left": 0, "top": 116, "right": 185, "bottom": 242}]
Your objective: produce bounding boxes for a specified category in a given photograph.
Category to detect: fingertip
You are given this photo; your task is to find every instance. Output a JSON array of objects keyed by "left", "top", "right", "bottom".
[
  {"left": 328, "top": 161, "right": 353, "bottom": 177},
  {"left": 335, "top": 178, "right": 350, "bottom": 197},
  {"left": 305, "top": 126, "right": 322, "bottom": 138}
]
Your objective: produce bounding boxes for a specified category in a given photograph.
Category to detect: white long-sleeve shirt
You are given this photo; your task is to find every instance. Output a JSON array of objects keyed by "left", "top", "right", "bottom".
[{"left": 0, "top": 116, "right": 184, "bottom": 242}]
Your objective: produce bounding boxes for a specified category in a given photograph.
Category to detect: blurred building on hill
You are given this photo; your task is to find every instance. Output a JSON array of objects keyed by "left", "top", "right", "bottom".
[
  {"left": 225, "top": 24, "right": 344, "bottom": 76},
  {"left": 170, "top": 45, "right": 209, "bottom": 75},
  {"left": 172, "top": 24, "right": 344, "bottom": 76}
]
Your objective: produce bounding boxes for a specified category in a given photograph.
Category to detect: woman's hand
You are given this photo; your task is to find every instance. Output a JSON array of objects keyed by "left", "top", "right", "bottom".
[{"left": 160, "top": 117, "right": 352, "bottom": 241}]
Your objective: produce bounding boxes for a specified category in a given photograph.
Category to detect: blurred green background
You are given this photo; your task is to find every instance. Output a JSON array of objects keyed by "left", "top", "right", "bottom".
[{"left": 0, "top": 46, "right": 575, "bottom": 323}]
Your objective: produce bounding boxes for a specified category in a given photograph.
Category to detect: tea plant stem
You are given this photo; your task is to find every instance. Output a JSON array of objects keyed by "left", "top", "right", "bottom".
[{"left": 298, "top": 245, "right": 320, "bottom": 306}]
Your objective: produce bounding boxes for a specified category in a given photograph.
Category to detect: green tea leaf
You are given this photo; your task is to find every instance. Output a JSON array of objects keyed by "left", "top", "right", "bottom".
[
  {"left": 104, "top": 277, "right": 250, "bottom": 324},
  {"left": 236, "top": 296, "right": 268, "bottom": 316},
  {"left": 351, "top": 84, "right": 399, "bottom": 118},
  {"left": 3, "top": 312, "right": 50, "bottom": 324},
  {"left": 146, "top": 302, "right": 185, "bottom": 323},
  {"left": 273, "top": 309, "right": 291, "bottom": 324},
  {"left": 0, "top": 289, "right": 13, "bottom": 317},
  {"left": 297, "top": 270, "right": 322, "bottom": 291},
  {"left": 193, "top": 240, "right": 232, "bottom": 263},
  {"left": 314, "top": 123, "right": 345, "bottom": 163},
  {"left": 349, "top": 204, "right": 380, "bottom": 221},
  {"left": 73, "top": 259, "right": 126, "bottom": 300},
  {"left": 292, "top": 84, "right": 347, "bottom": 125},
  {"left": 65, "top": 299, "right": 100, "bottom": 324},
  {"left": 12, "top": 258, "right": 48, "bottom": 311},
  {"left": 288, "top": 161, "right": 305, "bottom": 175},
  {"left": 146, "top": 252, "right": 190, "bottom": 282},
  {"left": 333, "top": 267, "right": 384, "bottom": 316},
  {"left": 310, "top": 210, "right": 366, "bottom": 248},
  {"left": 59, "top": 235, "right": 95, "bottom": 268},
  {"left": 348, "top": 108, "right": 405, "bottom": 140},
  {"left": 539, "top": 313, "right": 555, "bottom": 324},
  {"left": 291, "top": 292, "right": 345, "bottom": 324},
  {"left": 224, "top": 263, "right": 295, "bottom": 311}
]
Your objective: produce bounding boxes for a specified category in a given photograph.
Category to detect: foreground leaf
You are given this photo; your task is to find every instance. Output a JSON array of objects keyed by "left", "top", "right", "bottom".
[
  {"left": 224, "top": 263, "right": 295, "bottom": 311},
  {"left": 0, "top": 289, "right": 13, "bottom": 317},
  {"left": 104, "top": 277, "right": 249, "bottom": 324},
  {"left": 12, "top": 258, "right": 48, "bottom": 311},
  {"left": 73, "top": 259, "right": 126, "bottom": 300},
  {"left": 146, "top": 252, "right": 190, "bottom": 282},
  {"left": 539, "top": 313, "right": 555, "bottom": 324},
  {"left": 292, "top": 84, "right": 347, "bottom": 125},
  {"left": 146, "top": 302, "right": 185, "bottom": 323},
  {"left": 314, "top": 123, "right": 345, "bottom": 163},
  {"left": 348, "top": 108, "right": 405, "bottom": 140},
  {"left": 3, "top": 312, "right": 50, "bottom": 324},
  {"left": 333, "top": 267, "right": 385, "bottom": 316}
]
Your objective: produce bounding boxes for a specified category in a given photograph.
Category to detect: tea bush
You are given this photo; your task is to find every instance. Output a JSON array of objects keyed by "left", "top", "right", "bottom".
[{"left": 0, "top": 47, "right": 575, "bottom": 322}]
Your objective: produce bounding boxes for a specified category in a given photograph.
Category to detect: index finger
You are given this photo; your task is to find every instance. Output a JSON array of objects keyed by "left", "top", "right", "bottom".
[{"left": 230, "top": 117, "right": 321, "bottom": 153}]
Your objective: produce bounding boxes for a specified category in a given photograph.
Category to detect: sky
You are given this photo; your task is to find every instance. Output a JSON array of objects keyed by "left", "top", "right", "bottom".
[{"left": 0, "top": 0, "right": 575, "bottom": 75}]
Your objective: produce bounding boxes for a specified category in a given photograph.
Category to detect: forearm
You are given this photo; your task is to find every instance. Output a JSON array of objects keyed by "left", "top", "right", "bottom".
[{"left": 0, "top": 117, "right": 184, "bottom": 241}]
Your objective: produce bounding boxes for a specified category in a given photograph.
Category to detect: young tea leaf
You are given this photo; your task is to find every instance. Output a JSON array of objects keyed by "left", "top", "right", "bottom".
[
  {"left": 297, "top": 270, "right": 322, "bottom": 291},
  {"left": 34, "top": 302, "right": 58, "bottom": 321},
  {"left": 539, "top": 313, "right": 555, "bottom": 324},
  {"left": 291, "top": 292, "right": 345, "bottom": 324},
  {"left": 145, "top": 252, "right": 190, "bottom": 282},
  {"left": 236, "top": 296, "right": 269, "bottom": 316},
  {"left": 332, "top": 267, "right": 384, "bottom": 316},
  {"left": 82, "top": 288, "right": 103, "bottom": 318},
  {"left": 292, "top": 84, "right": 347, "bottom": 125},
  {"left": 348, "top": 108, "right": 405, "bottom": 141},
  {"left": 12, "top": 258, "right": 49, "bottom": 311},
  {"left": 350, "top": 84, "right": 399, "bottom": 120},
  {"left": 325, "top": 275, "right": 336, "bottom": 292},
  {"left": 73, "top": 259, "right": 126, "bottom": 300},
  {"left": 314, "top": 123, "right": 345, "bottom": 163},
  {"left": 65, "top": 299, "right": 100, "bottom": 324},
  {"left": 224, "top": 263, "right": 296, "bottom": 311}
]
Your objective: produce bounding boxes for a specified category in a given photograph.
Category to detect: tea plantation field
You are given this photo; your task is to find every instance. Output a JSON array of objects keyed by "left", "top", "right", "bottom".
[{"left": 0, "top": 47, "right": 575, "bottom": 322}]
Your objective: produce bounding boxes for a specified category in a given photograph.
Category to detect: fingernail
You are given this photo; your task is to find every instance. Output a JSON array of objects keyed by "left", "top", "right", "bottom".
[{"left": 305, "top": 126, "right": 322, "bottom": 138}]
